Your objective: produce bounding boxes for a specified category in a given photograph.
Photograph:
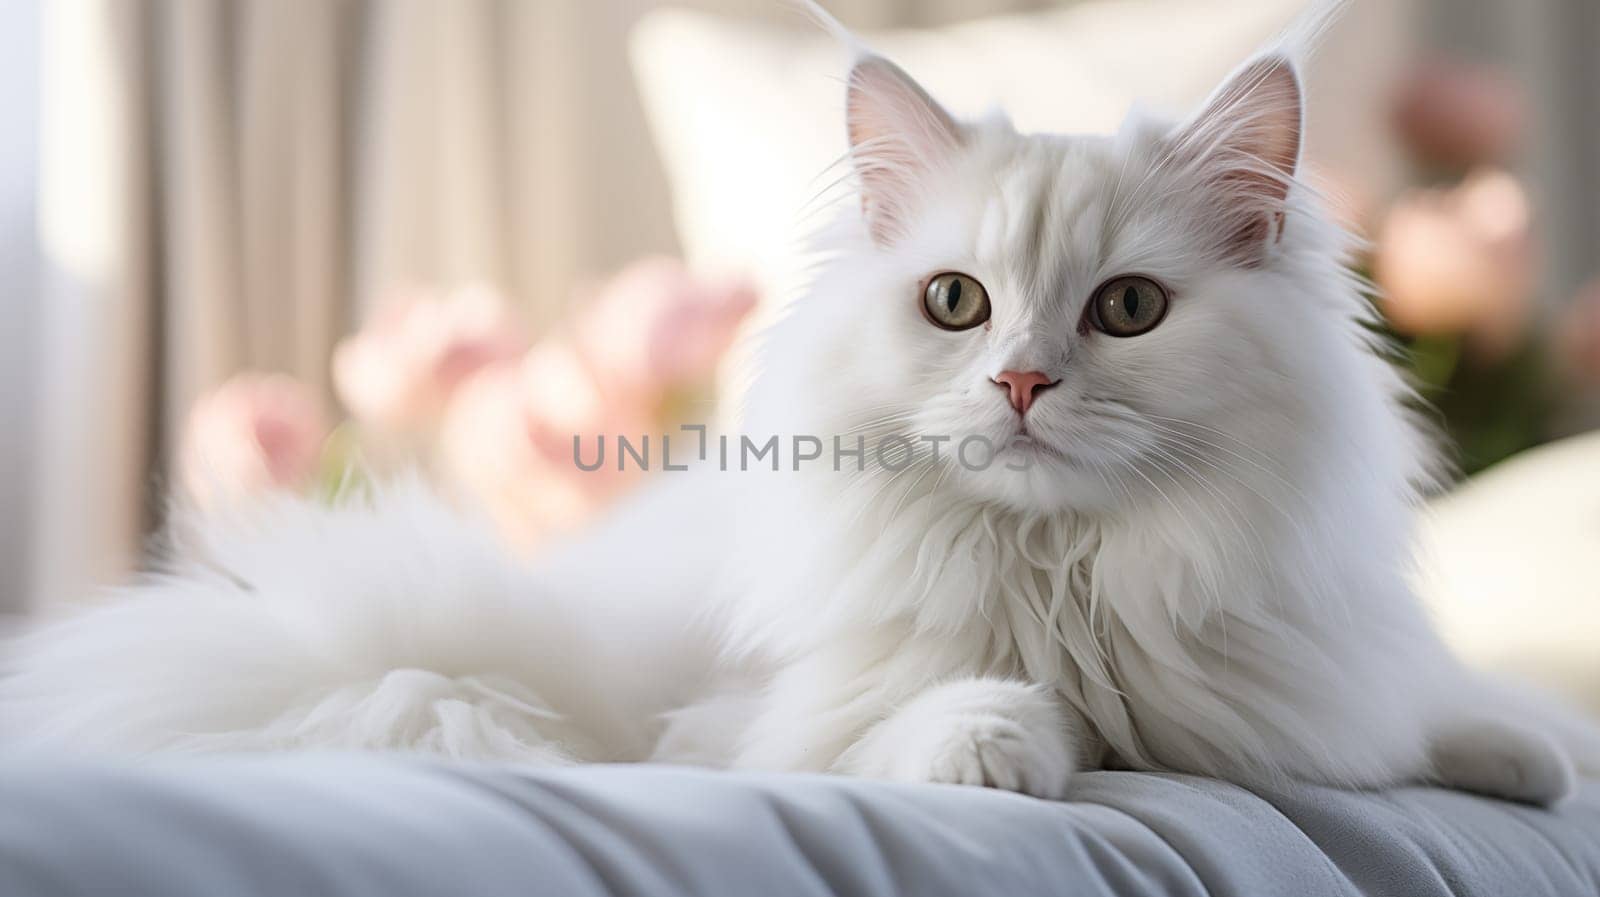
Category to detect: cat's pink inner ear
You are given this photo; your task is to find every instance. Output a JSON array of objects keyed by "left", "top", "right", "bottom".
[
  {"left": 846, "top": 56, "right": 961, "bottom": 245},
  {"left": 1177, "top": 56, "right": 1303, "bottom": 263}
]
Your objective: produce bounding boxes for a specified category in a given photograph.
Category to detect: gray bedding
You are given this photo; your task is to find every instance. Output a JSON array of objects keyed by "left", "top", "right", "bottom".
[{"left": 0, "top": 755, "right": 1595, "bottom": 896}]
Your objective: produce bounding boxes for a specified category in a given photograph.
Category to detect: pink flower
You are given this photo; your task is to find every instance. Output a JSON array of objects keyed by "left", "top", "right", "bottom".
[
  {"left": 433, "top": 259, "right": 756, "bottom": 547},
  {"left": 180, "top": 373, "right": 329, "bottom": 505},
  {"left": 437, "top": 341, "right": 651, "bottom": 549},
  {"left": 572, "top": 257, "right": 757, "bottom": 402},
  {"left": 1558, "top": 279, "right": 1600, "bottom": 383},
  {"left": 1374, "top": 169, "right": 1536, "bottom": 358},
  {"left": 1392, "top": 60, "right": 1523, "bottom": 171},
  {"left": 332, "top": 284, "right": 527, "bottom": 434}
]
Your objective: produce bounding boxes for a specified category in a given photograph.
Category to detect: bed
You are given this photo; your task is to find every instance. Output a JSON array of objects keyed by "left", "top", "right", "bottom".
[{"left": 1, "top": 755, "right": 1594, "bottom": 896}]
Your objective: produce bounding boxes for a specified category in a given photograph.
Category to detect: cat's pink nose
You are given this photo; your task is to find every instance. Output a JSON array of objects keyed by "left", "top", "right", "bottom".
[{"left": 992, "top": 370, "right": 1059, "bottom": 415}]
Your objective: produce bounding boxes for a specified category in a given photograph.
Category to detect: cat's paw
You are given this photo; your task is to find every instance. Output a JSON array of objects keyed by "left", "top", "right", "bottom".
[
  {"left": 842, "top": 678, "right": 1074, "bottom": 799},
  {"left": 1429, "top": 718, "right": 1576, "bottom": 806}
]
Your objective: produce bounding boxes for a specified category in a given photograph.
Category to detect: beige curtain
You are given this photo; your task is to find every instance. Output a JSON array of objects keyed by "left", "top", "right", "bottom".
[{"left": 25, "top": 0, "right": 1056, "bottom": 608}]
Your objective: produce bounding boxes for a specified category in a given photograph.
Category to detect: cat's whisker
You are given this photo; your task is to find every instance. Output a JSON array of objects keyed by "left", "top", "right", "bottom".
[
  {"left": 1087, "top": 401, "right": 1298, "bottom": 494},
  {"left": 1141, "top": 428, "right": 1305, "bottom": 566},
  {"left": 840, "top": 454, "right": 935, "bottom": 530},
  {"left": 1151, "top": 435, "right": 1312, "bottom": 621},
  {"left": 1096, "top": 433, "right": 1224, "bottom": 612},
  {"left": 1139, "top": 415, "right": 1286, "bottom": 476},
  {"left": 836, "top": 412, "right": 922, "bottom": 434},
  {"left": 1139, "top": 424, "right": 1295, "bottom": 505},
  {"left": 1140, "top": 419, "right": 1309, "bottom": 508},
  {"left": 887, "top": 454, "right": 944, "bottom": 522},
  {"left": 797, "top": 167, "right": 867, "bottom": 221},
  {"left": 1140, "top": 441, "right": 1276, "bottom": 614}
]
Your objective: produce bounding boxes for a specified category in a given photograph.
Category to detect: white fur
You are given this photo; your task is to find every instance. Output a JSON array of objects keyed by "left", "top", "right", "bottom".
[
  {"left": 0, "top": 479, "right": 724, "bottom": 764},
  {"left": 4, "top": 24, "right": 1598, "bottom": 807},
  {"left": 840, "top": 678, "right": 1076, "bottom": 798}
]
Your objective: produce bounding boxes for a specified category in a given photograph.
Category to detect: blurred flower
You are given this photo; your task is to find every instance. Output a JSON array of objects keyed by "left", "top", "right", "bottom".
[
  {"left": 438, "top": 342, "right": 650, "bottom": 549},
  {"left": 573, "top": 257, "right": 757, "bottom": 401},
  {"left": 1374, "top": 168, "right": 1536, "bottom": 358},
  {"left": 1392, "top": 60, "right": 1523, "bottom": 171},
  {"left": 333, "top": 261, "right": 754, "bottom": 547},
  {"left": 180, "top": 373, "right": 329, "bottom": 506},
  {"left": 332, "top": 284, "right": 527, "bottom": 434},
  {"left": 1557, "top": 279, "right": 1600, "bottom": 383}
]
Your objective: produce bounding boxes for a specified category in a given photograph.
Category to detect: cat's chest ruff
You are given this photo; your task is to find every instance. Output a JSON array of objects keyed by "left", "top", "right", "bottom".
[{"left": 878, "top": 507, "right": 1111, "bottom": 659}]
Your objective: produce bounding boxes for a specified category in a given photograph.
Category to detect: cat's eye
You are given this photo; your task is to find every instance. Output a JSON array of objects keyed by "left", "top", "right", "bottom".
[
  {"left": 922, "top": 273, "right": 991, "bottom": 331},
  {"left": 1089, "top": 275, "right": 1169, "bottom": 337}
]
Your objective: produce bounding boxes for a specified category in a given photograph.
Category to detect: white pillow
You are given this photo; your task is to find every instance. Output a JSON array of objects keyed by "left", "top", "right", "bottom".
[
  {"left": 632, "top": 0, "right": 1358, "bottom": 299},
  {"left": 1413, "top": 431, "right": 1600, "bottom": 717}
]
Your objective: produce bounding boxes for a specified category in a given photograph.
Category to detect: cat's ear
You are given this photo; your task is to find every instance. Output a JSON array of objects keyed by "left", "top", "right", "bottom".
[
  {"left": 846, "top": 55, "right": 962, "bottom": 245},
  {"left": 1171, "top": 55, "right": 1303, "bottom": 265}
]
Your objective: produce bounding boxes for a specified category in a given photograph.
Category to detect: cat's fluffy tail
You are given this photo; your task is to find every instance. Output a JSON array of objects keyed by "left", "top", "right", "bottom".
[
  {"left": 1428, "top": 673, "right": 1600, "bottom": 806},
  {"left": 0, "top": 481, "right": 710, "bottom": 762}
]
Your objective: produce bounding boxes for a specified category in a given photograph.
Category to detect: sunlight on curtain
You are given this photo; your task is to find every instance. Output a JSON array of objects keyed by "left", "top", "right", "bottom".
[{"left": 33, "top": 0, "right": 148, "bottom": 609}]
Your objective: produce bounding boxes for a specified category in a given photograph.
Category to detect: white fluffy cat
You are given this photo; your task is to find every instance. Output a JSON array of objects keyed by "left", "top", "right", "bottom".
[{"left": 4, "top": 14, "right": 1597, "bottom": 806}]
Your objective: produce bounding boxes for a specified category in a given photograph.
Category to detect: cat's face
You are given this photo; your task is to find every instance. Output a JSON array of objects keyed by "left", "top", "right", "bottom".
[{"left": 785, "top": 54, "right": 1338, "bottom": 517}]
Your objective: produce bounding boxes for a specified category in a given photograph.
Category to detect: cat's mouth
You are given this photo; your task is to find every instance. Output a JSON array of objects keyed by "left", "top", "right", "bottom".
[{"left": 1003, "top": 430, "right": 1067, "bottom": 462}]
